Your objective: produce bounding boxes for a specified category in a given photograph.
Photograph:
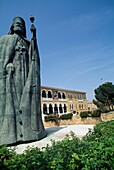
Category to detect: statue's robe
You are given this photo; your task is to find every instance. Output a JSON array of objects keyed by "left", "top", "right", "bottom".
[{"left": 0, "top": 34, "right": 46, "bottom": 145}]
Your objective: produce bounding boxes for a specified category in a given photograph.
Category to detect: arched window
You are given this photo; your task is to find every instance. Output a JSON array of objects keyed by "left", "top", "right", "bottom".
[
  {"left": 62, "top": 92, "right": 66, "bottom": 99},
  {"left": 43, "top": 103, "right": 47, "bottom": 114},
  {"left": 59, "top": 104, "right": 63, "bottom": 113},
  {"left": 49, "top": 104, "right": 53, "bottom": 114},
  {"left": 58, "top": 92, "right": 61, "bottom": 99},
  {"left": 74, "top": 95, "right": 77, "bottom": 100},
  {"left": 42, "top": 90, "right": 46, "bottom": 98},
  {"left": 80, "top": 95, "right": 82, "bottom": 100},
  {"left": 64, "top": 104, "right": 67, "bottom": 113},
  {"left": 54, "top": 104, "right": 58, "bottom": 114},
  {"left": 78, "top": 95, "right": 82, "bottom": 100},
  {"left": 48, "top": 91, "right": 52, "bottom": 98},
  {"left": 68, "top": 94, "right": 72, "bottom": 100}
]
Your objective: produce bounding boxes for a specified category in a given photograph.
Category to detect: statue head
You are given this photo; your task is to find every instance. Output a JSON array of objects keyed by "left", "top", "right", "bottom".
[{"left": 8, "top": 17, "right": 26, "bottom": 38}]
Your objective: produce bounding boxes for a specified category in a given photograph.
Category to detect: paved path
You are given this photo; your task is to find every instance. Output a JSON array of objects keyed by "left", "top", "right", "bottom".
[{"left": 15, "top": 125, "right": 94, "bottom": 154}]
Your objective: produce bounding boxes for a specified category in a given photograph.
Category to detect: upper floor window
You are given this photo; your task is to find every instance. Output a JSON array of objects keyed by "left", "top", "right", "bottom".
[
  {"left": 42, "top": 90, "right": 46, "bottom": 98},
  {"left": 62, "top": 92, "right": 66, "bottom": 99},
  {"left": 78, "top": 94, "right": 83, "bottom": 100},
  {"left": 68, "top": 94, "right": 72, "bottom": 100},
  {"left": 58, "top": 92, "right": 61, "bottom": 99},
  {"left": 48, "top": 91, "right": 52, "bottom": 98},
  {"left": 74, "top": 95, "right": 77, "bottom": 100}
]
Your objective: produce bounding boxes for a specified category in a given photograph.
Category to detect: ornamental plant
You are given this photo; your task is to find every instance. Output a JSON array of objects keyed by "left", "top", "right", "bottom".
[{"left": 0, "top": 120, "right": 114, "bottom": 169}]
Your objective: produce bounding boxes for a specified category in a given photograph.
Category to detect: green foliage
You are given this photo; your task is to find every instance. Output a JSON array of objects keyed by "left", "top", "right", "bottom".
[
  {"left": 80, "top": 110, "right": 101, "bottom": 118},
  {"left": 80, "top": 111, "right": 89, "bottom": 118},
  {"left": 44, "top": 114, "right": 60, "bottom": 122},
  {"left": 0, "top": 145, "right": 16, "bottom": 170},
  {"left": 60, "top": 113, "right": 73, "bottom": 120},
  {"left": 44, "top": 113, "right": 73, "bottom": 122},
  {"left": 44, "top": 114, "right": 60, "bottom": 125},
  {"left": 0, "top": 121, "right": 114, "bottom": 169},
  {"left": 43, "top": 132, "right": 81, "bottom": 170},
  {"left": 99, "top": 107, "right": 110, "bottom": 113},
  {"left": 91, "top": 109, "right": 101, "bottom": 117},
  {"left": 94, "top": 82, "right": 114, "bottom": 111}
]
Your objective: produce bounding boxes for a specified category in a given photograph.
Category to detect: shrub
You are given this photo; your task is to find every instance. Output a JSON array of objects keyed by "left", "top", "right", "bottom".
[
  {"left": 80, "top": 110, "right": 101, "bottom": 118},
  {"left": 44, "top": 114, "right": 60, "bottom": 126},
  {"left": 80, "top": 111, "right": 88, "bottom": 118},
  {"left": 44, "top": 113, "right": 73, "bottom": 122},
  {"left": 44, "top": 114, "right": 59, "bottom": 122},
  {"left": 0, "top": 146, "right": 16, "bottom": 170},
  {"left": 1, "top": 121, "right": 114, "bottom": 169},
  {"left": 91, "top": 109, "right": 101, "bottom": 117},
  {"left": 60, "top": 113, "right": 73, "bottom": 120},
  {"left": 100, "top": 107, "right": 110, "bottom": 113}
]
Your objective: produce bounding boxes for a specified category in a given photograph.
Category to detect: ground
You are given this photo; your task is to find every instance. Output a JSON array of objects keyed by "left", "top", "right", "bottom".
[{"left": 15, "top": 125, "right": 94, "bottom": 154}]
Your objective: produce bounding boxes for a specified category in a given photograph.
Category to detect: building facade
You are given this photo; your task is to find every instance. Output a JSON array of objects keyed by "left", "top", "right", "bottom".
[
  {"left": 87, "top": 101, "right": 97, "bottom": 111},
  {"left": 41, "top": 86, "right": 88, "bottom": 115}
]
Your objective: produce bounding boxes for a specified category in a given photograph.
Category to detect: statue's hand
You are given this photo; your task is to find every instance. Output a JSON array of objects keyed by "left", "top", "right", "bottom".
[
  {"left": 6, "top": 63, "right": 15, "bottom": 74},
  {"left": 31, "top": 24, "right": 36, "bottom": 38}
]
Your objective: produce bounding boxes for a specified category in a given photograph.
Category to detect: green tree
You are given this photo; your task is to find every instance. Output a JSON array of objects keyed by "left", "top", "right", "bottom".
[{"left": 93, "top": 82, "right": 114, "bottom": 111}]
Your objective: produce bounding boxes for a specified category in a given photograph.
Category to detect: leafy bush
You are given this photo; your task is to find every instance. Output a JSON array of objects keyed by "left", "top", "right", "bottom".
[
  {"left": 91, "top": 109, "right": 101, "bottom": 117},
  {"left": 44, "top": 113, "right": 73, "bottom": 122},
  {"left": 44, "top": 114, "right": 59, "bottom": 122},
  {"left": 0, "top": 146, "right": 16, "bottom": 170},
  {"left": 0, "top": 120, "right": 114, "bottom": 169},
  {"left": 100, "top": 107, "right": 110, "bottom": 113},
  {"left": 80, "top": 110, "right": 101, "bottom": 118},
  {"left": 60, "top": 113, "right": 73, "bottom": 120},
  {"left": 80, "top": 111, "right": 88, "bottom": 118}
]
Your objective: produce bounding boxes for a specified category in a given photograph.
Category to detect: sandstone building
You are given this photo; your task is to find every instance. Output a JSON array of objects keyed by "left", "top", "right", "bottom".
[
  {"left": 87, "top": 101, "right": 97, "bottom": 111},
  {"left": 41, "top": 86, "right": 88, "bottom": 115}
]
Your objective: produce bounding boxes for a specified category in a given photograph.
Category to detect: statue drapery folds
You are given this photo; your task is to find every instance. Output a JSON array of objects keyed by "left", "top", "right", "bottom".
[{"left": 0, "top": 16, "right": 46, "bottom": 145}]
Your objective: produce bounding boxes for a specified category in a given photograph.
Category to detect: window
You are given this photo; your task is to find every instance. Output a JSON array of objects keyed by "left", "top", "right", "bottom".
[
  {"left": 68, "top": 94, "right": 72, "bottom": 100},
  {"left": 48, "top": 91, "right": 52, "bottom": 98},
  {"left": 64, "top": 104, "right": 67, "bottom": 113},
  {"left": 78, "top": 94, "right": 82, "bottom": 100},
  {"left": 49, "top": 104, "right": 53, "bottom": 114},
  {"left": 70, "top": 104, "right": 73, "bottom": 110},
  {"left": 54, "top": 104, "right": 58, "bottom": 114},
  {"left": 42, "top": 90, "right": 46, "bottom": 98},
  {"left": 58, "top": 92, "right": 61, "bottom": 99},
  {"left": 62, "top": 92, "right": 66, "bottom": 99},
  {"left": 59, "top": 104, "right": 63, "bottom": 113},
  {"left": 43, "top": 103, "right": 47, "bottom": 114}
]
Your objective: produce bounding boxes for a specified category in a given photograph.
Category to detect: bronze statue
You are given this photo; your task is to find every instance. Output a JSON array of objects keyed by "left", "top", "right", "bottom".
[{"left": 0, "top": 16, "right": 46, "bottom": 145}]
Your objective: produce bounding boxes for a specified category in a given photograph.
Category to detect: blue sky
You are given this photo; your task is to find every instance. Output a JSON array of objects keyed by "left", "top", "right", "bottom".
[{"left": 1, "top": 0, "right": 114, "bottom": 100}]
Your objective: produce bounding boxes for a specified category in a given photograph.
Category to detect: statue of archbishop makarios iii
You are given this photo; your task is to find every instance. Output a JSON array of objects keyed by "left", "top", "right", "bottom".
[{"left": 0, "top": 16, "right": 46, "bottom": 145}]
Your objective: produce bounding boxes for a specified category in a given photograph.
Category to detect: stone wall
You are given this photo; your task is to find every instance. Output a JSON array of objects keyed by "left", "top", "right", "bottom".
[
  {"left": 44, "top": 112, "right": 114, "bottom": 127},
  {"left": 101, "top": 112, "right": 114, "bottom": 121}
]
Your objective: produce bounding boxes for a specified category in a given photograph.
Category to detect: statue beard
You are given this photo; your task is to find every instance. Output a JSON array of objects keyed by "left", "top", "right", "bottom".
[{"left": 13, "top": 26, "right": 24, "bottom": 36}]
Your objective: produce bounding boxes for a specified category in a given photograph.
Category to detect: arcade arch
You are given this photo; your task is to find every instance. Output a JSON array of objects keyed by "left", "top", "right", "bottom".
[
  {"left": 43, "top": 103, "right": 47, "bottom": 114},
  {"left": 49, "top": 104, "right": 53, "bottom": 114},
  {"left": 59, "top": 104, "right": 63, "bottom": 113}
]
